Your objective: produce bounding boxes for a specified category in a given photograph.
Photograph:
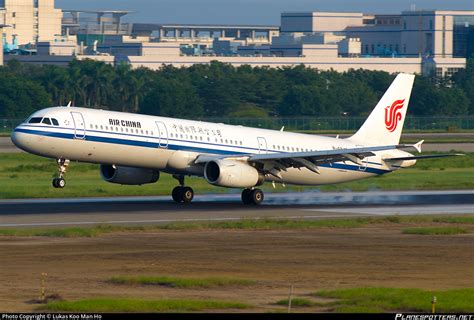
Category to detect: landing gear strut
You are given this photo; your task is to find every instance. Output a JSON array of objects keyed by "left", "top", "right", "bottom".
[
  {"left": 52, "top": 158, "right": 69, "bottom": 189},
  {"left": 241, "top": 188, "right": 264, "bottom": 205},
  {"left": 171, "top": 175, "right": 194, "bottom": 203}
]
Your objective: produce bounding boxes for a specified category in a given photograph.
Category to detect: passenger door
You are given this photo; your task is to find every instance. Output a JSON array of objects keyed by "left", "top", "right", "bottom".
[
  {"left": 71, "top": 112, "right": 86, "bottom": 139},
  {"left": 257, "top": 137, "right": 268, "bottom": 154},
  {"left": 155, "top": 121, "right": 169, "bottom": 148}
]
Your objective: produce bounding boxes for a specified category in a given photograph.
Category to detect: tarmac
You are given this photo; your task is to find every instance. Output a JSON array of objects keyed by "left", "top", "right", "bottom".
[{"left": 1, "top": 190, "right": 473, "bottom": 228}]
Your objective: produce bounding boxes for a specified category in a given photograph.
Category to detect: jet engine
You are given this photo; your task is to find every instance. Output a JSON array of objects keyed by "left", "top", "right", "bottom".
[
  {"left": 100, "top": 165, "right": 159, "bottom": 185},
  {"left": 204, "top": 159, "right": 264, "bottom": 188}
]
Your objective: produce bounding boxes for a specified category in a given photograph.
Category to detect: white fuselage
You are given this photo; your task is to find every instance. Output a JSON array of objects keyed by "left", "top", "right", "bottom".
[{"left": 11, "top": 107, "right": 411, "bottom": 186}]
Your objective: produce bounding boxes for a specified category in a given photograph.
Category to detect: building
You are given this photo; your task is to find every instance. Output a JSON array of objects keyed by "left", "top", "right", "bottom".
[
  {"left": 5, "top": 7, "right": 473, "bottom": 77},
  {"left": 0, "top": 0, "right": 62, "bottom": 47},
  {"left": 61, "top": 10, "right": 133, "bottom": 47}
]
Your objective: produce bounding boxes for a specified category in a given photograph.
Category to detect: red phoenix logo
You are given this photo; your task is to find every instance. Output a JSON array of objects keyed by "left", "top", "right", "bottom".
[{"left": 384, "top": 99, "right": 405, "bottom": 132}]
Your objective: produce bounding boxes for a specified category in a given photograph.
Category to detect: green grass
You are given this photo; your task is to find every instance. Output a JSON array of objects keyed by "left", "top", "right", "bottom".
[
  {"left": 109, "top": 275, "right": 255, "bottom": 288},
  {"left": 41, "top": 298, "right": 249, "bottom": 312},
  {"left": 0, "top": 219, "right": 369, "bottom": 237},
  {"left": 402, "top": 227, "right": 468, "bottom": 235},
  {"left": 1, "top": 215, "right": 473, "bottom": 238},
  {"left": 276, "top": 298, "right": 319, "bottom": 307},
  {"left": 0, "top": 153, "right": 473, "bottom": 199},
  {"left": 312, "top": 287, "right": 474, "bottom": 313},
  {"left": 433, "top": 216, "right": 474, "bottom": 224}
]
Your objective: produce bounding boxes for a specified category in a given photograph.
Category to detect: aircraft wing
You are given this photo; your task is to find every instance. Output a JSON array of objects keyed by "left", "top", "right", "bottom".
[
  {"left": 383, "top": 153, "right": 464, "bottom": 162},
  {"left": 195, "top": 144, "right": 416, "bottom": 176}
]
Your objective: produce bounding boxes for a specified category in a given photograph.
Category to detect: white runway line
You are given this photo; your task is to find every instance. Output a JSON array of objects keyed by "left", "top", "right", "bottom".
[{"left": 302, "top": 205, "right": 474, "bottom": 215}]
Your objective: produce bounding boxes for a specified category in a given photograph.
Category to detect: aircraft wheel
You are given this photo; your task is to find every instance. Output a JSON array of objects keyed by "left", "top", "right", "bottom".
[
  {"left": 181, "top": 187, "right": 194, "bottom": 203},
  {"left": 241, "top": 189, "right": 253, "bottom": 204},
  {"left": 250, "top": 189, "right": 264, "bottom": 205},
  {"left": 57, "top": 178, "right": 66, "bottom": 188},
  {"left": 172, "top": 186, "right": 183, "bottom": 203}
]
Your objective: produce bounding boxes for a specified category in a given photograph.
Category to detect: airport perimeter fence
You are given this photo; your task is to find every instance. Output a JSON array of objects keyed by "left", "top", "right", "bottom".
[{"left": 2, "top": 116, "right": 474, "bottom": 134}]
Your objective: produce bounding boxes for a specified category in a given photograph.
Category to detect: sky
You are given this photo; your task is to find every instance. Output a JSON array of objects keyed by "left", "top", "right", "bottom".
[{"left": 56, "top": 0, "right": 474, "bottom": 25}]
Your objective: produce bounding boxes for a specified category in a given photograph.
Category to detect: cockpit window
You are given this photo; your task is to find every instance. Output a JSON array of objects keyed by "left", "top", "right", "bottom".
[
  {"left": 42, "top": 118, "right": 52, "bottom": 125},
  {"left": 28, "top": 117, "right": 43, "bottom": 124},
  {"left": 51, "top": 118, "right": 59, "bottom": 126}
]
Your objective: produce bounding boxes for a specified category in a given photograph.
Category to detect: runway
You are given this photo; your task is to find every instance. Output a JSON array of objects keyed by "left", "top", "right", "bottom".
[{"left": 1, "top": 190, "right": 473, "bottom": 228}]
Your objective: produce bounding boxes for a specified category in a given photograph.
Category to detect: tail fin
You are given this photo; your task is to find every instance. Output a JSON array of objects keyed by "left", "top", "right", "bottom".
[{"left": 349, "top": 73, "right": 415, "bottom": 146}]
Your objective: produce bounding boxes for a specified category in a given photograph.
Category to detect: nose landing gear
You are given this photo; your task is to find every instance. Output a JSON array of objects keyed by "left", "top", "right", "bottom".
[{"left": 52, "top": 158, "right": 69, "bottom": 189}]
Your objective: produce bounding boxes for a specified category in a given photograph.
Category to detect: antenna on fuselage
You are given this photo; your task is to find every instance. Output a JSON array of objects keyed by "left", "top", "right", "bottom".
[
  {"left": 66, "top": 101, "right": 72, "bottom": 107},
  {"left": 280, "top": 126, "right": 285, "bottom": 132}
]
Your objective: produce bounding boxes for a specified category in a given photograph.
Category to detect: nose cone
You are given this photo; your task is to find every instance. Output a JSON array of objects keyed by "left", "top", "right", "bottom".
[{"left": 11, "top": 127, "right": 29, "bottom": 152}]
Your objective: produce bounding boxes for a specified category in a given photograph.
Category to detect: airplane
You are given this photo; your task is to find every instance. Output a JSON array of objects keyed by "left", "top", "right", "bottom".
[{"left": 10, "top": 73, "right": 460, "bottom": 205}]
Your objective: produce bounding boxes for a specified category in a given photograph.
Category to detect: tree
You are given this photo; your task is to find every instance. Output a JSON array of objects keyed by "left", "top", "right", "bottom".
[{"left": 0, "top": 71, "right": 51, "bottom": 118}]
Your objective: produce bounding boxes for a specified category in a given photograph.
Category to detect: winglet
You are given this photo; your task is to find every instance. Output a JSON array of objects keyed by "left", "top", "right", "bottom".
[
  {"left": 66, "top": 101, "right": 72, "bottom": 107},
  {"left": 413, "top": 140, "right": 424, "bottom": 153}
]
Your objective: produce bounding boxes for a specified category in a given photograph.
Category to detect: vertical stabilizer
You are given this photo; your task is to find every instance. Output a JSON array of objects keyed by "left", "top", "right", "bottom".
[{"left": 349, "top": 73, "right": 415, "bottom": 146}]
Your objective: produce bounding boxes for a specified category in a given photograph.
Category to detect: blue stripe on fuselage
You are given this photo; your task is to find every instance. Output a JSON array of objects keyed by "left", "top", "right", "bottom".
[{"left": 13, "top": 127, "right": 391, "bottom": 175}]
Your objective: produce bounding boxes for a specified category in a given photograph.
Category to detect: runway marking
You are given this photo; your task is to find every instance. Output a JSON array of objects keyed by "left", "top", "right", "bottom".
[
  {"left": 0, "top": 214, "right": 372, "bottom": 228},
  {"left": 301, "top": 204, "right": 474, "bottom": 215}
]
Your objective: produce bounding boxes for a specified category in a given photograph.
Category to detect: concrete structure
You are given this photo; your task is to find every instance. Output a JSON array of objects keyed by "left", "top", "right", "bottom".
[
  {"left": 6, "top": 6, "right": 472, "bottom": 77},
  {"left": 132, "top": 23, "right": 279, "bottom": 45},
  {"left": 61, "top": 10, "right": 133, "bottom": 48},
  {"left": 97, "top": 41, "right": 180, "bottom": 57},
  {"left": 281, "top": 12, "right": 364, "bottom": 33},
  {"left": 0, "top": 0, "right": 62, "bottom": 46},
  {"left": 37, "top": 40, "right": 77, "bottom": 55},
  {"left": 0, "top": 24, "right": 8, "bottom": 64}
]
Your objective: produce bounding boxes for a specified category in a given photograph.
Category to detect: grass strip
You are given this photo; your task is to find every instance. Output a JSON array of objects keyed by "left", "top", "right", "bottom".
[
  {"left": 109, "top": 275, "right": 255, "bottom": 288},
  {"left": 402, "top": 227, "right": 468, "bottom": 235},
  {"left": 1, "top": 215, "right": 473, "bottom": 238},
  {"left": 312, "top": 287, "right": 474, "bottom": 313},
  {"left": 42, "top": 298, "right": 249, "bottom": 312}
]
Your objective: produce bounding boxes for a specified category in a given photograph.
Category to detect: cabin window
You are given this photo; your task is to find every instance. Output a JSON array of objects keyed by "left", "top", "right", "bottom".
[
  {"left": 29, "top": 117, "right": 42, "bottom": 124},
  {"left": 125, "top": 128, "right": 128, "bottom": 132},
  {"left": 207, "top": 137, "right": 210, "bottom": 142},
  {"left": 42, "top": 118, "right": 51, "bottom": 125}
]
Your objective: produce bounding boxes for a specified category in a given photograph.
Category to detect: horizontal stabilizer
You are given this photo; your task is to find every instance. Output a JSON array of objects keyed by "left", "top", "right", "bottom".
[{"left": 384, "top": 154, "right": 464, "bottom": 162}]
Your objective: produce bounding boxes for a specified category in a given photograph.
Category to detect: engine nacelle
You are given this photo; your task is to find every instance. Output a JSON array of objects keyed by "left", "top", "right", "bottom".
[
  {"left": 100, "top": 165, "right": 160, "bottom": 185},
  {"left": 204, "top": 159, "right": 264, "bottom": 188}
]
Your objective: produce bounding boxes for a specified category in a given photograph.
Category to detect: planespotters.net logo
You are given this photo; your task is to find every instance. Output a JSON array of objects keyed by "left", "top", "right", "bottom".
[
  {"left": 385, "top": 99, "right": 405, "bottom": 132},
  {"left": 395, "top": 314, "right": 474, "bottom": 320}
]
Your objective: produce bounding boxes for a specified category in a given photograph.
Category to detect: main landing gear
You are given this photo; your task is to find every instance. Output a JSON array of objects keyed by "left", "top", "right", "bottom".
[
  {"left": 171, "top": 175, "right": 194, "bottom": 203},
  {"left": 52, "top": 158, "right": 69, "bottom": 189},
  {"left": 241, "top": 188, "right": 264, "bottom": 205}
]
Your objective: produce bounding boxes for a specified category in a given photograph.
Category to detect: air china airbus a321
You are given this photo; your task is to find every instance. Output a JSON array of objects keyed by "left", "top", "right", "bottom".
[{"left": 11, "top": 73, "right": 458, "bottom": 205}]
